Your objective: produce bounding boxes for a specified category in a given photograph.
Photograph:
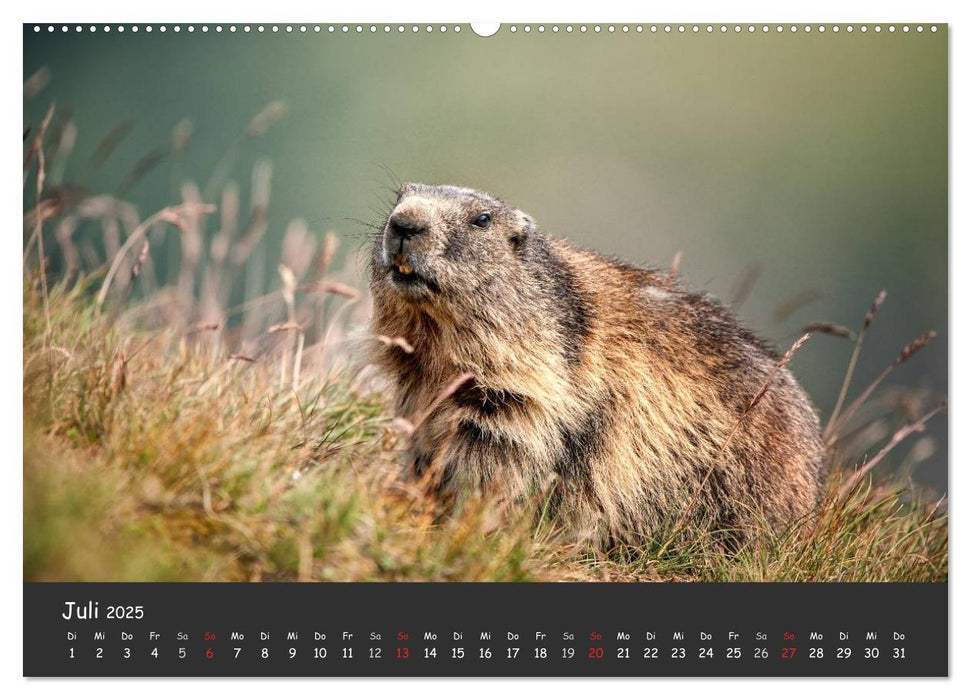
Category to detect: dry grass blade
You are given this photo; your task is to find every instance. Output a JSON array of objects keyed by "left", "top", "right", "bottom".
[
  {"left": 96, "top": 203, "right": 216, "bottom": 312},
  {"left": 376, "top": 335, "right": 415, "bottom": 354},
  {"left": 772, "top": 288, "right": 822, "bottom": 323},
  {"left": 23, "top": 66, "right": 51, "bottom": 101},
  {"left": 839, "top": 401, "right": 947, "bottom": 499},
  {"left": 830, "top": 330, "right": 936, "bottom": 440},
  {"left": 90, "top": 120, "right": 134, "bottom": 167},
  {"left": 26, "top": 103, "right": 56, "bottom": 345},
  {"left": 131, "top": 240, "right": 150, "bottom": 280},
  {"left": 803, "top": 322, "right": 855, "bottom": 340},
  {"left": 183, "top": 322, "right": 221, "bottom": 336},
  {"left": 667, "top": 250, "right": 682, "bottom": 281},
  {"left": 118, "top": 148, "right": 166, "bottom": 195},
  {"left": 246, "top": 101, "right": 289, "bottom": 137},
  {"left": 823, "top": 290, "right": 887, "bottom": 440},
  {"left": 303, "top": 281, "right": 359, "bottom": 299},
  {"left": 665, "top": 332, "right": 812, "bottom": 545},
  {"left": 730, "top": 264, "right": 760, "bottom": 308},
  {"left": 411, "top": 372, "right": 475, "bottom": 433},
  {"left": 268, "top": 322, "right": 304, "bottom": 333}
]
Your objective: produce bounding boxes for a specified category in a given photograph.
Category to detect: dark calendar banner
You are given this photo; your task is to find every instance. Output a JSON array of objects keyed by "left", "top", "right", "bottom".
[{"left": 24, "top": 583, "right": 947, "bottom": 677}]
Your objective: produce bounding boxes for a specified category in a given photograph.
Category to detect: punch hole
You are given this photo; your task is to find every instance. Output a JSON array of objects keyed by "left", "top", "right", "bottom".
[{"left": 470, "top": 23, "right": 501, "bottom": 37}]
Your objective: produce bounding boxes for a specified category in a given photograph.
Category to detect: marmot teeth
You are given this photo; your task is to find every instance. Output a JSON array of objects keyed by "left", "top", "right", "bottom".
[{"left": 392, "top": 254, "right": 413, "bottom": 275}]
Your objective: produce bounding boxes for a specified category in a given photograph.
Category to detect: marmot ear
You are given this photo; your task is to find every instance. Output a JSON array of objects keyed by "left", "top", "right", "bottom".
[{"left": 510, "top": 209, "right": 535, "bottom": 247}]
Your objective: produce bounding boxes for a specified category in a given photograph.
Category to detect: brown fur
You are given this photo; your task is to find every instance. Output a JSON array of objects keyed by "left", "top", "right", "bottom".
[{"left": 368, "top": 183, "right": 825, "bottom": 545}]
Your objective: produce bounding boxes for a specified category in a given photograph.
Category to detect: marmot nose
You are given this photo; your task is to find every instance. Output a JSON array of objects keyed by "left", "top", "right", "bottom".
[{"left": 388, "top": 211, "right": 428, "bottom": 241}]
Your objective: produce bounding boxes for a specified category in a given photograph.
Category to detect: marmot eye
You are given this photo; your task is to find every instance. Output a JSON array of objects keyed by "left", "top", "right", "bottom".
[{"left": 471, "top": 212, "right": 491, "bottom": 228}]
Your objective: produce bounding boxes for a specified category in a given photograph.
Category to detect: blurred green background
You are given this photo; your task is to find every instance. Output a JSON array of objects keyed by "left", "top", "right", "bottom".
[{"left": 23, "top": 25, "right": 948, "bottom": 491}]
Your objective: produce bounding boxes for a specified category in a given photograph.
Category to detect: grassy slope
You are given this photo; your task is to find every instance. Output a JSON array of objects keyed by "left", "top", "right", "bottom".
[{"left": 23, "top": 276, "right": 947, "bottom": 583}]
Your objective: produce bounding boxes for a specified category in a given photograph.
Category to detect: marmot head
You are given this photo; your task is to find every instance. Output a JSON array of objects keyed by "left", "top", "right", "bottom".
[{"left": 370, "top": 183, "right": 536, "bottom": 308}]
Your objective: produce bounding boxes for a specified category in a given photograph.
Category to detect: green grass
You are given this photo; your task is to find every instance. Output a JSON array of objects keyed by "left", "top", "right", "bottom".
[{"left": 23, "top": 274, "right": 947, "bottom": 583}]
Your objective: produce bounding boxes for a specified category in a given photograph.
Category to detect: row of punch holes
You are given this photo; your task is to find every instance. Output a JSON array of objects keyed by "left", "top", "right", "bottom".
[{"left": 32, "top": 24, "right": 939, "bottom": 36}]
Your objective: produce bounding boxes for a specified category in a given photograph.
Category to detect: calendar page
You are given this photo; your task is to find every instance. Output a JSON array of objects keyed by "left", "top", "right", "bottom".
[{"left": 22, "top": 18, "right": 948, "bottom": 678}]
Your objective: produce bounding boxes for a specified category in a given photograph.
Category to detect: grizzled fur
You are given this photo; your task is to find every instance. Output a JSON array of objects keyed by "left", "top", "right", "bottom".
[{"left": 369, "top": 183, "right": 825, "bottom": 544}]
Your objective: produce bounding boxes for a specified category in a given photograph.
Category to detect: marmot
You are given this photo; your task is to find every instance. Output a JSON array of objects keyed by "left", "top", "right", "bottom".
[{"left": 369, "top": 183, "right": 825, "bottom": 545}]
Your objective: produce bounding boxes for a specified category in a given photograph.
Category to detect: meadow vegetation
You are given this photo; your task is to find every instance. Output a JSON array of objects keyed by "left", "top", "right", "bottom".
[{"left": 23, "top": 97, "right": 947, "bottom": 583}]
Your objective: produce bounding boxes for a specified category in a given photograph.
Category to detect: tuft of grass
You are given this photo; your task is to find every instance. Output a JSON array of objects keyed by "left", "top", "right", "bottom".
[
  {"left": 23, "top": 276, "right": 563, "bottom": 582},
  {"left": 23, "top": 276, "right": 947, "bottom": 583}
]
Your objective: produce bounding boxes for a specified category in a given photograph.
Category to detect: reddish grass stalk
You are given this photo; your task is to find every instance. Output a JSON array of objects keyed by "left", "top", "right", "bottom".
[{"left": 839, "top": 401, "right": 947, "bottom": 500}]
